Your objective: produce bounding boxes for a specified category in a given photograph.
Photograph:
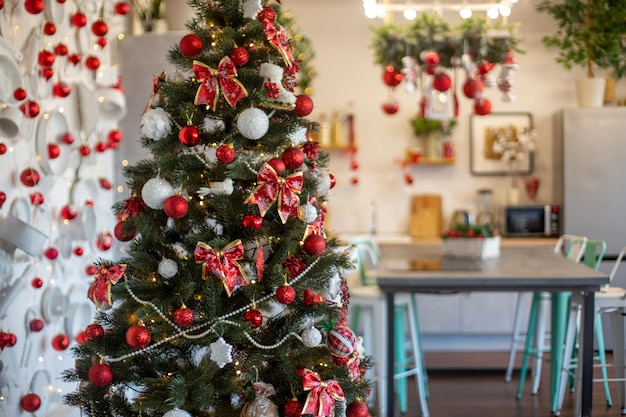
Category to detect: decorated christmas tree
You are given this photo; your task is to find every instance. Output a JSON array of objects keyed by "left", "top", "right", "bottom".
[{"left": 64, "top": 1, "right": 372, "bottom": 417}]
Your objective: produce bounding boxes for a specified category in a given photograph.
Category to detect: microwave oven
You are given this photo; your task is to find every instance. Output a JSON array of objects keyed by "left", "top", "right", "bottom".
[{"left": 502, "top": 204, "right": 561, "bottom": 237}]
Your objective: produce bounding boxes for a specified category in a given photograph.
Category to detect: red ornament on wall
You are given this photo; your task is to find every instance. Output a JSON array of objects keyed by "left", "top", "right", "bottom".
[
  {"left": 0, "top": 191, "right": 6, "bottom": 208},
  {"left": 38, "top": 50, "right": 55, "bottom": 67},
  {"left": 51, "top": 334, "right": 70, "bottom": 351},
  {"left": 474, "top": 97, "right": 492, "bottom": 116},
  {"left": 71, "top": 12, "right": 87, "bottom": 28},
  {"left": 114, "top": 2, "right": 130, "bottom": 15},
  {"left": 92, "top": 20, "right": 108, "bottom": 37},
  {"left": 381, "top": 100, "right": 399, "bottom": 115},
  {"left": 13, "top": 87, "right": 26, "bottom": 101},
  {"left": 20, "top": 168, "right": 40, "bottom": 187},
  {"left": 29, "top": 318, "right": 44, "bottom": 332},
  {"left": 45, "top": 247, "right": 59, "bottom": 260},
  {"left": 78, "top": 144, "right": 91, "bottom": 156},
  {"left": 24, "top": 0, "right": 44, "bottom": 14},
  {"left": 85, "top": 56, "right": 101, "bottom": 71},
  {"left": 55, "top": 43, "right": 68, "bottom": 56},
  {"left": 21, "top": 100, "right": 40, "bottom": 118},
  {"left": 30, "top": 191, "right": 45, "bottom": 206},
  {"left": 463, "top": 78, "right": 484, "bottom": 99},
  {"left": 53, "top": 81, "right": 71, "bottom": 98},
  {"left": 433, "top": 72, "right": 451, "bottom": 92},
  {"left": 43, "top": 22, "right": 56, "bottom": 36},
  {"left": 20, "top": 393, "right": 41, "bottom": 413},
  {"left": 62, "top": 133, "right": 75, "bottom": 144}
]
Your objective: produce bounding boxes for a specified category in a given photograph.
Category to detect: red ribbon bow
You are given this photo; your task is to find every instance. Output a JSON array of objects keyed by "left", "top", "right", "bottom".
[
  {"left": 245, "top": 163, "right": 303, "bottom": 224},
  {"left": 263, "top": 21, "right": 295, "bottom": 68},
  {"left": 87, "top": 264, "right": 126, "bottom": 308},
  {"left": 194, "top": 240, "right": 249, "bottom": 296},
  {"left": 346, "top": 354, "right": 362, "bottom": 381},
  {"left": 193, "top": 57, "right": 248, "bottom": 111},
  {"left": 301, "top": 369, "right": 345, "bottom": 417}
]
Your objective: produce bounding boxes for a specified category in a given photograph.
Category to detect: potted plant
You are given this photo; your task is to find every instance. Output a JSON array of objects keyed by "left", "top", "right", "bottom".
[
  {"left": 536, "top": 0, "right": 626, "bottom": 107},
  {"left": 410, "top": 116, "right": 456, "bottom": 158}
]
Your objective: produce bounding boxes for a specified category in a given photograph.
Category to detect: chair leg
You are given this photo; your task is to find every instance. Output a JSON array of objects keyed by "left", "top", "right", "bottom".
[
  {"left": 516, "top": 292, "right": 541, "bottom": 399},
  {"left": 555, "top": 302, "right": 580, "bottom": 416},
  {"left": 609, "top": 309, "right": 626, "bottom": 413},
  {"left": 393, "top": 306, "right": 409, "bottom": 413},
  {"left": 594, "top": 311, "right": 612, "bottom": 406},
  {"left": 506, "top": 292, "right": 527, "bottom": 382},
  {"left": 407, "top": 295, "right": 430, "bottom": 417},
  {"left": 533, "top": 293, "right": 550, "bottom": 395},
  {"left": 410, "top": 294, "right": 429, "bottom": 398}
]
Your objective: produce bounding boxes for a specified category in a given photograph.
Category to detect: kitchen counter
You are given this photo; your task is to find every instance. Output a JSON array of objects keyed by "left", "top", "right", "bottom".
[{"left": 338, "top": 233, "right": 558, "bottom": 248}]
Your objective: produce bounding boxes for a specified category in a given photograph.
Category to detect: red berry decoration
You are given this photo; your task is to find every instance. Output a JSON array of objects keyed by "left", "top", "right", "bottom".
[
  {"left": 463, "top": 78, "right": 484, "bottom": 99},
  {"left": 21, "top": 100, "right": 40, "bottom": 118},
  {"left": 24, "top": 0, "right": 44, "bottom": 14},
  {"left": 92, "top": 20, "right": 108, "bottom": 37},
  {"left": 20, "top": 393, "right": 41, "bottom": 413},
  {"left": 62, "top": 132, "right": 75, "bottom": 144},
  {"left": 178, "top": 125, "right": 201, "bottom": 147},
  {"left": 53, "top": 81, "right": 71, "bottom": 98},
  {"left": 20, "top": 168, "right": 40, "bottom": 187},
  {"left": 180, "top": 34, "right": 203, "bottom": 57},
  {"left": 45, "top": 246, "right": 59, "bottom": 260},
  {"left": 282, "top": 147, "right": 305, "bottom": 170},
  {"left": 173, "top": 307, "right": 194, "bottom": 328},
  {"left": 85, "top": 56, "right": 101, "bottom": 71},
  {"left": 242, "top": 213, "right": 263, "bottom": 229},
  {"left": 52, "top": 334, "right": 70, "bottom": 351},
  {"left": 326, "top": 326, "right": 357, "bottom": 357},
  {"left": 346, "top": 401, "right": 370, "bottom": 417},
  {"left": 126, "top": 324, "right": 151, "bottom": 349},
  {"left": 381, "top": 100, "right": 399, "bottom": 115},
  {"left": 293, "top": 94, "right": 314, "bottom": 117},
  {"left": 276, "top": 284, "right": 296, "bottom": 305},
  {"left": 230, "top": 46, "right": 249, "bottom": 66},
  {"left": 164, "top": 195, "right": 188, "bottom": 219},
  {"left": 382, "top": 65, "right": 402, "bottom": 87},
  {"left": 433, "top": 72, "right": 451, "bottom": 92},
  {"left": 88, "top": 363, "right": 113, "bottom": 387},
  {"left": 55, "top": 43, "right": 68, "bottom": 56},
  {"left": 284, "top": 399, "right": 304, "bottom": 417},
  {"left": 79, "top": 144, "right": 91, "bottom": 156},
  {"left": 13, "top": 87, "right": 26, "bottom": 101},
  {"left": 302, "top": 234, "right": 326, "bottom": 255},
  {"left": 31, "top": 277, "right": 43, "bottom": 288},
  {"left": 244, "top": 309, "right": 263, "bottom": 328},
  {"left": 257, "top": 6, "right": 276, "bottom": 22},
  {"left": 71, "top": 12, "right": 87, "bottom": 27},
  {"left": 216, "top": 144, "right": 236, "bottom": 163},
  {"left": 114, "top": 1, "right": 130, "bottom": 15},
  {"left": 29, "top": 318, "right": 44, "bottom": 332},
  {"left": 43, "top": 22, "right": 56, "bottom": 36},
  {"left": 474, "top": 97, "right": 492, "bottom": 116},
  {"left": 268, "top": 157, "right": 286, "bottom": 174},
  {"left": 38, "top": 49, "right": 55, "bottom": 67}
]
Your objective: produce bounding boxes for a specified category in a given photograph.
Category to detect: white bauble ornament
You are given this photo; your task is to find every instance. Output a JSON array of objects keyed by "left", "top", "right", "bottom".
[
  {"left": 289, "top": 126, "right": 308, "bottom": 146},
  {"left": 302, "top": 327, "right": 322, "bottom": 347},
  {"left": 237, "top": 108, "right": 269, "bottom": 140},
  {"left": 163, "top": 408, "right": 192, "bottom": 417},
  {"left": 298, "top": 203, "right": 317, "bottom": 224},
  {"left": 305, "top": 167, "right": 331, "bottom": 197},
  {"left": 158, "top": 258, "right": 178, "bottom": 278},
  {"left": 140, "top": 108, "right": 172, "bottom": 140},
  {"left": 141, "top": 177, "right": 174, "bottom": 209},
  {"left": 242, "top": 0, "right": 263, "bottom": 19}
]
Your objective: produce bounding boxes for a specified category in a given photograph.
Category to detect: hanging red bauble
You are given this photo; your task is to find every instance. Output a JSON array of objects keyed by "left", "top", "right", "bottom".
[
  {"left": 164, "top": 195, "right": 188, "bottom": 219},
  {"left": 126, "top": 324, "right": 151, "bottom": 349},
  {"left": 38, "top": 50, "right": 55, "bottom": 67},
  {"left": 45, "top": 247, "right": 58, "bottom": 260},
  {"left": 216, "top": 144, "right": 236, "bottom": 163},
  {"left": 60, "top": 204, "right": 77, "bottom": 220},
  {"left": 433, "top": 72, "right": 452, "bottom": 92},
  {"left": 62, "top": 133, "right": 74, "bottom": 144},
  {"left": 178, "top": 125, "right": 200, "bottom": 147},
  {"left": 85, "top": 56, "right": 100, "bottom": 71},
  {"left": 284, "top": 399, "right": 304, "bottom": 417},
  {"left": 20, "top": 393, "right": 41, "bottom": 413},
  {"left": 424, "top": 63, "right": 437, "bottom": 75},
  {"left": 257, "top": 6, "right": 276, "bottom": 22},
  {"left": 73, "top": 245, "right": 84, "bottom": 256},
  {"left": 282, "top": 147, "right": 305, "bottom": 170},
  {"left": 173, "top": 307, "right": 195, "bottom": 328},
  {"left": 71, "top": 12, "right": 87, "bottom": 27},
  {"left": 78, "top": 144, "right": 91, "bottom": 156},
  {"left": 114, "top": 1, "right": 130, "bottom": 15},
  {"left": 346, "top": 401, "right": 370, "bottom": 417},
  {"left": 86, "top": 265, "right": 97, "bottom": 275},
  {"left": 20, "top": 168, "right": 40, "bottom": 187},
  {"left": 0, "top": 143, "right": 5, "bottom": 155},
  {"left": 13, "top": 87, "right": 26, "bottom": 101},
  {"left": 332, "top": 354, "right": 350, "bottom": 366},
  {"left": 268, "top": 157, "right": 286, "bottom": 174},
  {"left": 276, "top": 284, "right": 296, "bottom": 305},
  {"left": 29, "top": 318, "right": 44, "bottom": 332},
  {"left": 350, "top": 176, "right": 359, "bottom": 185},
  {"left": 92, "top": 20, "right": 108, "bottom": 37},
  {"left": 85, "top": 323, "right": 105, "bottom": 340},
  {"left": 21, "top": 100, "right": 40, "bottom": 118},
  {"left": 293, "top": 94, "right": 314, "bottom": 117},
  {"left": 43, "top": 22, "right": 56, "bottom": 36},
  {"left": 179, "top": 34, "right": 203, "bottom": 57},
  {"left": 114, "top": 220, "right": 136, "bottom": 242},
  {"left": 47, "top": 142, "right": 61, "bottom": 159},
  {"left": 55, "top": 43, "right": 68, "bottom": 56},
  {"left": 88, "top": 363, "right": 113, "bottom": 387},
  {"left": 0, "top": 191, "right": 5, "bottom": 208},
  {"left": 41, "top": 67, "right": 54, "bottom": 81},
  {"left": 230, "top": 46, "right": 249, "bottom": 66},
  {"left": 52, "top": 81, "right": 71, "bottom": 98},
  {"left": 99, "top": 177, "right": 112, "bottom": 190},
  {"left": 97, "top": 37, "right": 108, "bottom": 48},
  {"left": 329, "top": 173, "right": 336, "bottom": 189},
  {"left": 381, "top": 100, "right": 399, "bottom": 115},
  {"left": 95, "top": 141, "right": 107, "bottom": 152},
  {"left": 244, "top": 309, "right": 263, "bottom": 328},
  {"left": 382, "top": 65, "right": 402, "bottom": 87},
  {"left": 474, "top": 97, "right": 492, "bottom": 116},
  {"left": 68, "top": 53, "right": 81, "bottom": 65},
  {"left": 24, "top": 0, "right": 44, "bottom": 14},
  {"left": 76, "top": 331, "right": 87, "bottom": 345},
  {"left": 423, "top": 51, "right": 440, "bottom": 66},
  {"left": 302, "top": 234, "right": 326, "bottom": 255},
  {"left": 52, "top": 334, "right": 70, "bottom": 351},
  {"left": 107, "top": 129, "right": 123, "bottom": 143},
  {"left": 463, "top": 78, "right": 484, "bottom": 99},
  {"left": 404, "top": 173, "right": 414, "bottom": 185},
  {"left": 31, "top": 277, "right": 43, "bottom": 288},
  {"left": 96, "top": 230, "right": 113, "bottom": 251},
  {"left": 242, "top": 213, "right": 263, "bottom": 229}
]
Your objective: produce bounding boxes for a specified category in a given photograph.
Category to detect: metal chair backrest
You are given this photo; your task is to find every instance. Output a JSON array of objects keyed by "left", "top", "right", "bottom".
[
  {"left": 608, "top": 246, "right": 626, "bottom": 286},
  {"left": 582, "top": 239, "right": 606, "bottom": 271},
  {"left": 554, "top": 234, "right": 588, "bottom": 263},
  {"left": 348, "top": 236, "right": 380, "bottom": 286}
]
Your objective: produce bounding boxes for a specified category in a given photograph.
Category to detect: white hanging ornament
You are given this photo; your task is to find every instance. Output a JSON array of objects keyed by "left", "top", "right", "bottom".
[
  {"left": 289, "top": 126, "right": 308, "bottom": 146},
  {"left": 298, "top": 202, "right": 318, "bottom": 224},
  {"left": 141, "top": 108, "right": 172, "bottom": 140},
  {"left": 202, "top": 115, "right": 225, "bottom": 133},
  {"left": 242, "top": 0, "right": 263, "bottom": 19},
  {"left": 210, "top": 336, "right": 233, "bottom": 368},
  {"left": 158, "top": 257, "right": 178, "bottom": 278},
  {"left": 259, "top": 63, "right": 297, "bottom": 104},
  {"left": 141, "top": 177, "right": 174, "bottom": 209},
  {"left": 163, "top": 408, "right": 193, "bottom": 417},
  {"left": 301, "top": 327, "right": 322, "bottom": 347},
  {"left": 197, "top": 178, "right": 234, "bottom": 196},
  {"left": 237, "top": 108, "right": 269, "bottom": 140},
  {"left": 304, "top": 167, "right": 331, "bottom": 197}
]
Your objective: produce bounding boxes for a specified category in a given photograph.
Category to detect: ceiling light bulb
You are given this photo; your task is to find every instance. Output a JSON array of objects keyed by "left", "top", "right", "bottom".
[
  {"left": 487, "top": 6, "right": 499, "bottom": 19},
  {"left": 499, "top": 5, "right": 511, "bottom": 16},
  {"left": 364, "top": 6, "right": 377, "bottom": 18},
  {"left": 404, "top": 8, "right": 417, "bottom": 20},
  {"left": 459, "top": 7, "right": 472, "bottom": 19}
]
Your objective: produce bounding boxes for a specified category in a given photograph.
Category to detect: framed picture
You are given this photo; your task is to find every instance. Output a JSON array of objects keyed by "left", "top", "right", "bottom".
[{"left": 470, "top": 112, "right": 534, "bottom": 176}]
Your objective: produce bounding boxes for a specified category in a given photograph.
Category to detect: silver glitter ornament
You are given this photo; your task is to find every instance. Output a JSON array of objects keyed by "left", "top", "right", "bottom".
[
  {"left": 141, "top": 177, "right": 173, "bottom": 209},
  {"left": 158, "top": 258, "right": 178, "bottom": 278},
  {"left": 298, "top": 203, "right": 318, "bottom": 224},
  {"left": 237, "top": 108, "right": 269, "bottom": 140},
  {"left": 163, "top": 409, "right": 193, "bottom": 417},
  {"left": 304, "top": 167, "right": 331, "bottom": 197},
  {"left": 302, "top": 327, "right": 322, "bottom": 347}
]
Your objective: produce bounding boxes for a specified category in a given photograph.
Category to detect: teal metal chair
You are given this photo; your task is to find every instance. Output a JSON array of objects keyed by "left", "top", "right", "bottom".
[{"left": 346, "top": 236, "right": 429, "bottom": 417}]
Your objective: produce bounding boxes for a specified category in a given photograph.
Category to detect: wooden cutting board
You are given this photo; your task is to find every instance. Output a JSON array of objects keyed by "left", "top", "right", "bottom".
[{"left": 409, "top": 194, "right": 443, "bottom": 238}]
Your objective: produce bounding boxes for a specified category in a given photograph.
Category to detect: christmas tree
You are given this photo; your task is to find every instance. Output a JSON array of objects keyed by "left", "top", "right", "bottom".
[{"left": 64, "top": 1, "right": 372, "bottom": 417}]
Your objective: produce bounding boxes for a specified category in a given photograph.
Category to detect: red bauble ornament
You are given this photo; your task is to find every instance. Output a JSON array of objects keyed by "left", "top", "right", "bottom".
[
  {"left": 474, "top": 97, "right": 492, "bottom": 116},
  {"left": 21, "top": 100, "right": 40, "bottom": 118},
  {"left": 346, "top": 401, "right": 370, "bottom": 417},
  {"left": 433, "top": 72, "right": 452, "bottom": 92},
  {"left": 424, "top": 51, "right": 440, "bottom": 66},
  {"left": 114, "top": 220, "right": 136, "bottom": 242},
  {"left": 71, "top": 12, "right": 87, "bottom": 27},
  {"left": 52, "top": 334, "right": 70, "bottom": 351},
  {"left": 284, "top": 399, "right": 304, "bottom": 417},
  {"left": 68, "top": 53, "right": 81, "bottom": 65},
  {"left": 20, "top": 393, "right": 41, "bottom": 412},
  {"left": 268, "top": 157, "right": 286, "bottom": 174},
  {"left": 88, "top": 363, "right": 113, "bottom": 387},
  {"left": 31, "top": 192, "right": 45, "bottom": 206},
  {"left": 242, "top": 213, "right": 263, "bottom": 229},
  {"left": 0, "top": 191, "right": 5, "bottom": 208},
  {"left": 97, "top": 37, "right": 108, "bottom": 48},
  {"left": 96, "top": 230, "right": 113, "bottom": 251},
  {"left": 282, "top": 147, "right": 305, "bottom": 170},
  {"left": 86, "top": 265, "right": 97, "bottom": 275},
  {"left": 0, "top": 143, "right": 5, "bottom": 155},
  {"left": 31, "top": 277, "right": 43, "bottom": 288},
  {"left": 29, "top": 318, "right": 44, "bottom": 332},
  {"left": 114, "top": 1, "right": 130, "bottom": 15},
  {"left": 126, "top": 324, "right": 151, "bottom": 349},
  {"left": 257, "top": 6, "right": 276, "bottom": 22},
  {"left": 293, "top": 94, "right": 314, "bottom": 117},
  {"left": 244, "top": 309, "right": 263, "bottom": 328},
  {"left": 180, "top": 34, "right": 203, "bottom": 57},
  {"left": 230, "top": 46, "right": 249, "bottom": 66},
  {"left": 276, "top": 284, "right": 296, "bottom": 305},
  {"left": 95, "top": 142, "right": 107, "bottom": 153},
  {"left": 45, "top": 247, "right": 59, "bottom": 260},
  {"left": 302, "top": 234, "right": 326, "bottom": 255},
  {"left": 73, "top": 245, "right": 84, "bottom": 256},
  {"left": 382, "top": 65, "right": 403, "bottom": 87},
  {"left": 178, "top": 125, "right": 201, "bottom": 147},
  {"left": 164, "top": 195, "right": 188, "bottom": 219},
  {"left": 76, "top": 331, "right": 87, "bottom": 344},
  {"left": 216, "top": 144, "right": 236, "bottom": 163},
  {"left": 62, "top": 132, "right": 75, "bottom": 144},
  {"left": 329, "top": 172, "right": 336, "bottom": 188},
  {"left": 326, "top": 326, "right": 357, "bottom": 357},
  {"left": 53, "top": 81, "right": 71, "bottom": 98},
  {"left": 463, "top": 78, "right": 484, "bottom": 99},
  {"left": 43, "top": 22, "right": 56, "bottom": 36},
  {"left": 381, "top": 100, "right": 399, "bottom": 115},
  {"left": 85, "top": 56, "right": 101, "bottom": 71},
  {"left": 20, "top": 168, "right": 40, "bottom": 187},
  {"left": 24, "top": 0, "right": 44, "bottom": 14},
  {"left": 85, "top": 323, "right": 105, "bottom": 340},
  {"left": 60, "top": 204, "right": 77, "bottom": 220},
  {"left": 173, "top": 307, "right": 194, "bottom": 328},
  {"left": 38, "top": 49, "right": 55, "bottom": 67},
  {"left": 92, "top": 20, "right": 108, "bottom": 37},
  {"left": 41, "top": 67, "right": 54, "bottom": 81},
  {"left": 99, "top": 177, "right": 112, "bottom": 190},
  {"left": 13, "top": 87, "right": 26, "bottom": 101},
  {"left": 332, "top": 354, "right": 350, "bottom": 366},
  {"left": 108, "top": 129, "right": 123, "bottom": 143},
  {"left": 55, "top": 43, "right": 68, "bottom": 56},
  {"left": 78, "top": 144, "right": 91, "bottom": 156}
]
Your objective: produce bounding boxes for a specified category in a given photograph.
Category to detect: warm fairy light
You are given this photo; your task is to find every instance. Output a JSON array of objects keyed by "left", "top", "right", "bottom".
[
  {"left": 57, "top": 355, "right": 63, "bottom": 360},
  {"left": 236, "top": 370, "right": 242, "bottom": 375},
  {"left": 117, "top": 186, "right": 124, "bottom": 193},
  {"left": 38, "top": 356, "right": 44, "bottom": 362},
  {"left": 122, "top": 159, "right": 129, "bottom": 167}
]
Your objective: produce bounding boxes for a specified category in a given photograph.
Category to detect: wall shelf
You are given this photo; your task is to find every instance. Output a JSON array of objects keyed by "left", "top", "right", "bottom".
[{"left": 408, "top": 157, "right": 456, "bottom": 165}]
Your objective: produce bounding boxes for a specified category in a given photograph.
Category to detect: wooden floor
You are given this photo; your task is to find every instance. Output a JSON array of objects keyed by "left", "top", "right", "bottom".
[{"left": 393, "top": 351, "right": 625, "bottom": 417}]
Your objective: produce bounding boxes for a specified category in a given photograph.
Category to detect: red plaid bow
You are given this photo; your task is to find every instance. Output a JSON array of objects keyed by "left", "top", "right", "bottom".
[
  {"left": 245, "top": 163, "right": 303, "bottom": 224},
  {"left": 301, "top": 369, "right": 345, "bottom": 417},
  {"left": 87, "top": 264, "right": 126, "bottom": 308},
  {"left": 193, "top": 57, "right": 248, "bottom": 111},
  {"left": 194, "top": 240, "right": 249, "bottom": 296},
  {"left": 263, "top": 21, "right": 295, "bottom": 67}
]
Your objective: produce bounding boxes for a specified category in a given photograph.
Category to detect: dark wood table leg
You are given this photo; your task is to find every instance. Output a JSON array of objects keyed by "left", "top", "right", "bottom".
[
  {"left": 386, "top": 291, "right": 395, "bottom": 417},
  {"left": 580, "top": 291, "right": 595, "bottom": 417}
]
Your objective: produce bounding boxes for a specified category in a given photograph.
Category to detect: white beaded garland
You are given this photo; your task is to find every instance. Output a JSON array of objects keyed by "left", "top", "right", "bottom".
[
  {"left": 158, "top": 258, "right": 178, "bottom": 278},
  {"left": 237, "top": 107, "right": 269, "bottom": 140},
  {"left": 298, "top": 203, "right": 318, "bottom": 224},
  {"left": 141, "top": 177, "right": 174, "bottom": 209},
  {"left": 302, "top": 327, "right": 322, "bottom": 347},
  {"left": 163, "top": 408, "right": 193, "bottom": 417}
]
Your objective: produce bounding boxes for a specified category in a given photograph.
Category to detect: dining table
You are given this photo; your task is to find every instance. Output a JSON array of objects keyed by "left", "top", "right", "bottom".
[{"left": 376, "top": 242, "right": 610, "bottom": 417}]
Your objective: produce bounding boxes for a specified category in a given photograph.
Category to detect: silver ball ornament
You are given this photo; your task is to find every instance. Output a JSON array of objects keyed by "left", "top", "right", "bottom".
[
  {"left": 305, "top": 167, "right": 331, "bottom": 197},
  {"left": 298, "top": 203, "right": 318, "bottom": 224},
  {"left": 141, "top": 177, "right": 173, "bottom": 209},
  {"left": 163, "top": 408, "right": 193, "bottom": 417},
  {"left": 302, "top": 327, "right": 322, "bottom": 347},
  {"left": 158, "top": 258, "right": 178, "bottom": 278},
  {"left": 237, "top": 108, "right": 269, "bottom": 140}
]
